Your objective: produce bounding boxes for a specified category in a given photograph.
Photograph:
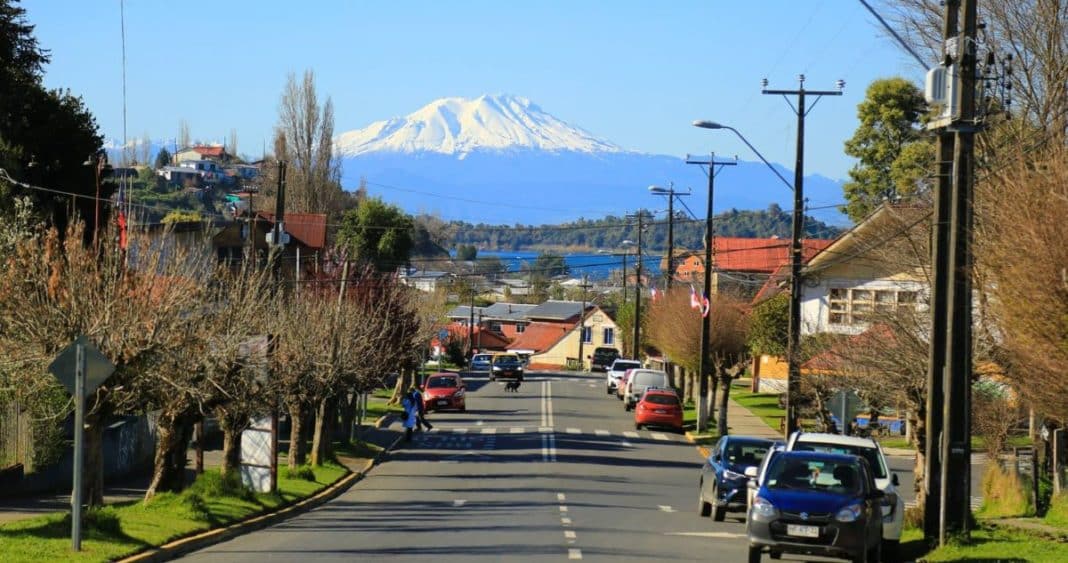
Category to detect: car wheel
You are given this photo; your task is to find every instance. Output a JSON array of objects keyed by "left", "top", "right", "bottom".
[
  {"left": 489, "top": 375, "right": 496, "bottom": 382},
  {"left": 712, "top": 498, "right": 726, "bottom": 522},
  {"left": 747, "top": 545, "right": 762, "bottom": 563},
  {"left": 459, "top": 406, "right": 466, "bottom": 413},
  {"left": 635, "top": 423, "right": 643, "bottom": 430},
  {"left": 769, "top": 552, "right": 781, "bottom": 560},
  {"left": 698, "top": 484, "right": 712, "bottom": 517},
  {"left": 625, "top": 403, "right": 632, "bottom": 412},
  {"left": 882, "top": 539, "right": 898, "bottom": 561}
]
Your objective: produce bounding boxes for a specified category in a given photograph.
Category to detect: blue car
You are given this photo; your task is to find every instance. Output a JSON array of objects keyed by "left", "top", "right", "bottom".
[
  {"left": 469, "top": 353, "right": 492, "bottom": 372},
  {"left": 698, "top": 436, "right": 776, "bottom": 521},
  {"left": 746, "top": 451, "right": 885, "bottom": 563}
]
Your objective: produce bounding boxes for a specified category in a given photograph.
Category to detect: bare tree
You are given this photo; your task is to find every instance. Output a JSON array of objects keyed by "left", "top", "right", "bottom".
[
  {"left": 275, "top": 70, "right": 344, "bottom": 218},
  {"left": 228, "top": 128, "right": 239, "bottom": 160},
  {"left": 179, "top": 119, "right": 191, "bottom": 149}
]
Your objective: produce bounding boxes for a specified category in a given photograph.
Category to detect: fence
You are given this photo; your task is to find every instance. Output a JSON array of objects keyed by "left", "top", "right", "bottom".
[{"left": 0, "top": 401, "right": 32, "bottom": 471}]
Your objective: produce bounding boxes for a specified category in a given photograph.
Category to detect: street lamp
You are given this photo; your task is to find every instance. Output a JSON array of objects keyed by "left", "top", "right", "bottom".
[
  {"left": 649, "top": 184, "right": 691, "bottom": 291},
  {"left": 691, "top": 121, "right": 793, "bottom": 192},
  {"left": 82, "top": 151, "right": 107, "bottom": 250},
  {"left": 619, "top": 239, "right": 635, "bottom": 309}
]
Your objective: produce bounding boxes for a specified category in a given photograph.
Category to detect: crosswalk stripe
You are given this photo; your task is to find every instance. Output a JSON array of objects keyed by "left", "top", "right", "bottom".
[
  {"left": 594, "top": 429, "right": 610, "bottom": 436},
  {"left": 481, "top": 428, "right": 497, "bottom": 435},
  {"left": 452, "top": 428, "right": 468, "bottom": 434},
  {"left": 566, "top": 428, "right": 581, "bottom": 434},
  {"left": 510, "top": 427, "right": 524, "bottom": 434},
  {"left": 651, "top": 432, "right": 669, "bottom": 441},
  {"left": 623, "top": 431, "right": 640, "bottom": 439},
  {"left": 568, "top": 548, "right": 583, "bottom": 560}
]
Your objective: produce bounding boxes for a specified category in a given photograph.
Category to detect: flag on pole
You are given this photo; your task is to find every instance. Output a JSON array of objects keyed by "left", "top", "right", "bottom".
[
  {"left": 650, "top": 284, "right": 659, "bottom": 303},
  {"left": 689, "top": 284, "right": 701, "bottom": 310},
  {"left": 701, "top": 293, "right": 711, "bottom": 318}
]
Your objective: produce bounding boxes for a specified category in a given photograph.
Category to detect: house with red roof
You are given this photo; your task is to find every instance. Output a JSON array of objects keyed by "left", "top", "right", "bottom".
[
  {"left": 665, "top": 237, "right": 832, "bottom": 298},
  {"left": 176, "top": 145, "right": 233, "bottom": 164},
  {"left": 507, "top": 302, "right": 619, "bottom": 370}
]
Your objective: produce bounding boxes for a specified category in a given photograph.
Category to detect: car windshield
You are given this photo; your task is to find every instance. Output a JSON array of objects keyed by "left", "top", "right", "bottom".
[
  {"left": 724, "top": 441, "right": 770, "bottom": 468},
  {"left": 473, "top": 355, "right": 491, "bottom": 362},
  {"left": 613, "top": 361, "right": 640, "bottom": 371},
  {"left": 427, "top": 377, "right": 458, "bottom": 388},
  {"left": 643, "top": 394, "right": 678, "bottom": 406},
  {"left": 494, "top": 356, "right": 520, "bottom": 365},
  {"left": 794, "top": 442, "right": 887, "bottom": 479},
  {"left": 766, "top": 456, "right": 864, "bottom": 495},
  {"left": 634, "top": 372, "right": 664, "bottom": 386}
]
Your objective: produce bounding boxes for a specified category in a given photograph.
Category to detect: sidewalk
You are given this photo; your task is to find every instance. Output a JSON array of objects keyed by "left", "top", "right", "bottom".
[
  {"left": 989, "top": 517, "right": 1068, "bottom": 541},
  {"left": 725, "top": 397, "right": 783, "bottom": 440}
]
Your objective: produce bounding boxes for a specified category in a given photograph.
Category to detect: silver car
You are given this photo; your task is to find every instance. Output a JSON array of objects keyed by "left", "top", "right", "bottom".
[
  {"left": 605, "top": 359, "right": 641, "bottom": 395},
  {"left": 623, "top": 369, "right": 669, "bottom": 411}
]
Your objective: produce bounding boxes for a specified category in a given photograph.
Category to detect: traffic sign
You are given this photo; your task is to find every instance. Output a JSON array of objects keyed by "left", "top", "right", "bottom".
[
  {"left": 48, "top": 335, "right": 114, "bottom": 396},
  {"left": 438, "top": 329, "right": 448, "bottom": 341}
]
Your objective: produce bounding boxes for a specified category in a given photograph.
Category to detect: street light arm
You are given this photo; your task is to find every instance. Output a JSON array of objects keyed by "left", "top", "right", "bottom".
[{"left": 722, "top": 126, "right": 794, "bottom": 192}]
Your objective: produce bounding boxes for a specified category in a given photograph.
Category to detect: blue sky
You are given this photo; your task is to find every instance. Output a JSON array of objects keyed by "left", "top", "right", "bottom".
[{"left": 24, "top": 0, "right": 920, "bottom": 184}]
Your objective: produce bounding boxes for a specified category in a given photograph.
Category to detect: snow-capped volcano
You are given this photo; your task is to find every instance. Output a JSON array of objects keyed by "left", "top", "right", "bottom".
[{"left": 334, "top": 94, "right": 624, "bottom": 158}]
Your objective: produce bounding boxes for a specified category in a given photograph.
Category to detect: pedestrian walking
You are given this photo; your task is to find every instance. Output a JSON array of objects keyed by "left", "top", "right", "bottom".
[
  {"left": 401, "top": 389, "right": 419, "bottom": 442},
  {"left": 410, "top": 386, "right": 434, "bottom": 431}
]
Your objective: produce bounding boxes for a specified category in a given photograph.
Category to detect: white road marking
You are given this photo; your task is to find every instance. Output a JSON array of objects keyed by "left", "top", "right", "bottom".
[
  {"left": 665, "top": 531, "right": 746, "bottom": 539},
  {"left": 453, "top": 428, "right": 468, "bottom": 434},
  {"left": 481, "top": 427, "right": 497, "bottom": 435},
  {"left": 453, "top": 499, "right": 466, "bottom": 507},
  {"left": 566, "top": 427, "right": 581, "bottom": 434},
  {"left": 651, "top": 432, "right": 669, "bottom": 441},
  {"left": 549, "top": 433, "right": 557, "bottom": 461},
  {"left": 559, "top": 505, "right": 568, "bottom": 512},
  {"left": 568, "top": 548, "right": 583, "bottom": 560},
  {"left": 557, "top": 493, "right": 567, "bottom": 501},
  {"left": 564, "top": 530, "right": 576, "bottom": 540},
  {"left": 475, "top": 420, "right": 484, "bottom": 426},
  {"left": 658, "top": 505, "right": 676, "bottom": 513},
  {"left": 510, "top": 427, "right": 525, "bottom": 434},
  {"left": 561, "top": 516, "right": 572, "bottom": 525},
  {"left": 539, "top": 426, "right": 554, "bottom": 433},
  {"left": 594, "top": 429, "right": 610, "bottom": 436},
  {"left": 621, "top": 440, "right": 632, "bottom": 447},
  {"left": 623, "top": 431, "right": 640, "bottom": 439}
]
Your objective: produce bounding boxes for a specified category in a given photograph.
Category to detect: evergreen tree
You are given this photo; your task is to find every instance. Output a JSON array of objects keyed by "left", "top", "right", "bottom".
[
  {"left": 337, "top": 197, "right": 413, "bottom": 272},
  {"left": 154, "top": 147, "right": 171, "bottom": 169}
]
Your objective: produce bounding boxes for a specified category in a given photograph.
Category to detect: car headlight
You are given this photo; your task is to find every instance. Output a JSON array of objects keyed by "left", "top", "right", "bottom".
[
  {"left": 492, "top": 366, "right": 501, "bottom": 371},
  {"left": 835, "top": 503, "right": 863, "bottom": 523},
  {"left": 723, "top": 469, "right": 746, "bottom": 481},
  {"left": 751, "top": 496, "right": 779, "bottom": 521}
]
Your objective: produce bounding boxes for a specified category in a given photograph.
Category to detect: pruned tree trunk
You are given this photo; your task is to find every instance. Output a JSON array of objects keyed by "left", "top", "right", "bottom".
[
  {"left": 708, "top": 372, "right": 719, "bottom": 426},
  {"left": 287, "top": 401, "right": 306, "bottom": 469},
  {"left": 388, "top": 369, "right": 413, "bottom": 406},
  {"left": 717, "top": 371, "right": 733, "bottom": 436},
  {"left": 310, "top": 395, "right": 337, "bottom": 466},
  {"left": 83, "top": 412, "right": 107, "bottom": 508},
  {"left": 145, "top": 409, "right": 195, "bottom": 501},
  {"left": 218, "top": 410, "right": 249, "bottom": 477},
  {"left": 910, "top": 404, "right": 927, "bottom": 512},
  {"left": 340, "top": 392, "right": 356, "bottom": 444}
]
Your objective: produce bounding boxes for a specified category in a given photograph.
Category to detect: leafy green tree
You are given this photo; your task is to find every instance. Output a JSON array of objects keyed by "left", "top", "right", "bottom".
[
  {"left": 747, "top": 293, "right": 789, "bottom": 357},
  {"left": 154, "top": 147, "right": 171, "bottom": 169},
  {"left": 337, "top": 197, "right": 414, "bottom": 272},
  {"left": 842, "top": 77, "right": 932, "bottom": 221},
  {"left": 528, "top": 251, "right": 569, "bottom": 278},
  {"left": 456, "top": 244, "right": 478, "bottom": 260}
]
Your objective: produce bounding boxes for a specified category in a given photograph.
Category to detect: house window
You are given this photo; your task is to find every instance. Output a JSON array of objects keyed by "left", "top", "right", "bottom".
[
  {"left": 489, "top": 322, "right": 502, "bottom": 333},
  {"left": 581, "top": 326, "right": 592, "bottom": 344},
  {"left": 603, "top": 327, "right": 615, "bottom": 345},
  {"left": 516, "top": 323, "right": 526, "bottom": 333},
  {"left": 828, "top": 287, "right": 920, "bottom": 326}
]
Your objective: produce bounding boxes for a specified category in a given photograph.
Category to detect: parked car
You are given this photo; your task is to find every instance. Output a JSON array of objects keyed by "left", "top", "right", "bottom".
[
  {"left": 422, "top": 373, "right": 466, "bottom": 412},
  {"left": 590, "top": 346, "right": 621, "bottom": 372},
  {"left": 606, "top": 359, "right": 642, "bottom": 394},
  {"left": 698, "top": 436, "right": 776, "bottom": 521},
  {"left": 633, "top": 388, "right": 683, "bottom": 432},
  {"left": 616, "top": 368, "right": 637, "bottom": 400},
  {"left": 785, "top": 432, "right": 904, "bottom": 557},
  {"left": 490, "top": 353, "right": 524, "bottom": 381},
  {"left": 746, "top": 450, "right": 885, "bottom": 563},
  {"left": 469, "top": 353, "right": 493, "bottom": 372},
  {"left": 623, "top": 369, "right": 670, "bottom": 410}
]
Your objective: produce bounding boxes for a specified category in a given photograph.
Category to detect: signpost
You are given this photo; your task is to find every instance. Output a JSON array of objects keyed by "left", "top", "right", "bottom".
[{"left": 47, "top": 335, "right": 114, "bottom": 552}]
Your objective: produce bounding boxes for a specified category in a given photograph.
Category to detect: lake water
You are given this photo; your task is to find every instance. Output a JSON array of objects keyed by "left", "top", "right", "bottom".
[{"left": 472, "top": 250, "right": 662, "bottom": 281}]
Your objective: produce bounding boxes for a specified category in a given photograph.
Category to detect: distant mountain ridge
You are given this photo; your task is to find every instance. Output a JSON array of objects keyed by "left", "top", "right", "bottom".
[{"left": 336, "top": 94, "right": 851, "bottom": 227}]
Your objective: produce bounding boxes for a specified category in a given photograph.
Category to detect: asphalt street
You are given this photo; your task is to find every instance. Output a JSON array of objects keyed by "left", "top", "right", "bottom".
[
  {"left": 179, "top": 371, "right": 751, "bottom": 562},
  {"left": 178, "top": 371, "right": 986, "bottom": 562}
]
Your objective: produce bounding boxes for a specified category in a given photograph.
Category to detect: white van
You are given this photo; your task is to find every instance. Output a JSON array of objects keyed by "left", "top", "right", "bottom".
[{"left": 623, "top": 369, "right": 670, "bottom": 411}]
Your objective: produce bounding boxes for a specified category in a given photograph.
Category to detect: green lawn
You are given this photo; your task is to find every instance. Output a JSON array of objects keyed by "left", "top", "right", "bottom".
[
  {"left": 0, "top": 463, "right": 346, "bottom": 563},
  {"left": 682, "top": 401, "right": 720, "bottom": 446},
  {"left": 731, "top": 391, "right": 786, "bottom": 431},
  {"left": 919, "top": 526, "right": 1068, "bottom": 562},
  {"left": 365, "top": 389, "right": 403, "bottom": 422}
]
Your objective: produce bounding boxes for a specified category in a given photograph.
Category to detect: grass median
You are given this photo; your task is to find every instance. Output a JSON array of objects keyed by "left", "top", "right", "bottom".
[
  {"left": 0, "top": 463, "right": 346, "bottom": 563},
  {"left": 731, "top": 391, "right": 785, "bottom": 431}
]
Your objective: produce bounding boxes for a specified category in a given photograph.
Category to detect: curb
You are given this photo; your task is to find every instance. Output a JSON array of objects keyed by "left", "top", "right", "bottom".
[
  {"left": 118, "top": 433, "right": 404, "bottom": 563},
  {"left": 684, "top": 430, "right": 711, "bottom": 459}
]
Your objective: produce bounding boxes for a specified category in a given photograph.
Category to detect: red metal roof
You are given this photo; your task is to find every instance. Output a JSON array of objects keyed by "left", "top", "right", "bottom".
[
  {"left": 258, "top": 212, "right": 327, "bottom": 250},
  {"left": 192, "top": 145, "right": 226, "bottom": 157},
  {"left": 714, "top": 237, "right": 832, "bottom": 273},
  {"left": 507, "top": 322, "right": 573, "bottom": 353}
]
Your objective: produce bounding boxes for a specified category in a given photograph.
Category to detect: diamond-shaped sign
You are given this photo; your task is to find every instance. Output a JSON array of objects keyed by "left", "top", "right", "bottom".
[{"left": 48, "top": 335, "right": 115, "bottom": 396}]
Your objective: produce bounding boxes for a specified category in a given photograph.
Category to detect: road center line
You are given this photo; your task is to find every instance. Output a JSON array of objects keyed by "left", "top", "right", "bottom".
[
  {"left": 564, "top": 530, "right": 576, "bottom": 540},
  {"left": 566, "top": 427, "right": 581, "bottom": 434},
  {"left": 568, "top": 548, "right": 583, "bottom": 560},
  {"left": 561, "top": 516, "right": 572, "bottom": 525},
  {"left": 510, "top": 426, "right": 524, "bottom": 434},
  {"left": 594, "top": 429, "right": 609, "bottom": 436},
  {"left": 559, "top": 505, "right": 568, "bottom": 512},
  {"left": 557, "top": 493, "right": 567, "bottom": 501}
]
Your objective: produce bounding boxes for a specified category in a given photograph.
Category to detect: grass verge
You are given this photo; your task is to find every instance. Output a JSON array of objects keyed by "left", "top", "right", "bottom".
[
  {"left": 921, "top": 525, "right": 1068, "bottom": 562},
  {"left": 682, "top": 401, "right": 719, "bottom": 447},
  {"left": 0, "top": 463, "right": 346, "bottom": 563}
]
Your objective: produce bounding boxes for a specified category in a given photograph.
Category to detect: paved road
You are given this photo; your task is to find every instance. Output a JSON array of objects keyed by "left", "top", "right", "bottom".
[{"left": 181, "top": 371, "right": 752, "bottom": 562}]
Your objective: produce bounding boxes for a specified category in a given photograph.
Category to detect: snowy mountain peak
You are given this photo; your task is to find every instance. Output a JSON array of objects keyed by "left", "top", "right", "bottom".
[{"left": 335, "top": 94, "right": 624, "bottom": 157}]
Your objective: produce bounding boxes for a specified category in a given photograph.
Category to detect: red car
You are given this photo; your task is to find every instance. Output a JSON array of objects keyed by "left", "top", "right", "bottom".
[
  {"left": 634, "top": 388, "right": 683, "bottom": 432},
  {"left": 422, "top": 373, "right": 466, "bottom": 412},
  {"left": 615, "top": 368, "right": 637, "bottom": 400}
]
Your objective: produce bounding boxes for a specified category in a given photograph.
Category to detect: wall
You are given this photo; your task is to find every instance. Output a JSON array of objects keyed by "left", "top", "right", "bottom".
[
  {"left": 532, "top": 309, "right": 619, "bottom": 369},
  {"left": 800, "top": 278, "right": 928, "bottom": 337}
]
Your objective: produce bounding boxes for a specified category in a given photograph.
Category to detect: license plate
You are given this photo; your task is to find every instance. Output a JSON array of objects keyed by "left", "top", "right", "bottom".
[
  {"left": 654, "top": 409, "right": 667, "bottom": 414},
  {"left": 437, "top": 400, "right": 448, "bottom": 406},
  {"left": 786, "top": 524, "right": 820, "bottom": 538}
]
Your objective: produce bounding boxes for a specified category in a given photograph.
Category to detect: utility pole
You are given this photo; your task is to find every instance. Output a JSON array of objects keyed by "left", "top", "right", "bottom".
[
  {"left": 270, "top": 161, "right": 287, "bottom": 283},
  {"left": 762, "top": 76, "right": 843, "bottom": 437},
  {"left": 467, "top": 290, "right": 475, "bottom": 361},
  {"left": 686, "top": 154, "right": 735, "bottom": 433},
  {"left": 477, "top": 310, "right": 483, "bottom": 354},
  {"left": 625, "top": 211, "right": 645, "bottom": 360},
  {"left": 924, "top": 0, "right": 978, "bottom": 545},
  {"left": 577, "top": 274, "right": 593, "bottom": 371}
]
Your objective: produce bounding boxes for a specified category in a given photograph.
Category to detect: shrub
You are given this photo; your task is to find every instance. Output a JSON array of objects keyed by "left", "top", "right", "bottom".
[
  {"left": 186, "top": 470, "right": 253, "bottom": 501},
  {"left": 1044, "top": 493, "right": 1068, "bottom": 528},
  {"left": 285, "top": 465, "right": 316, "bottom": 482},
  {"left": 902, "top": 504, "right": 924, "bottom": 530},
  {"left": 980, "top": 464, "right": 1034, "bottom": 518}
]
